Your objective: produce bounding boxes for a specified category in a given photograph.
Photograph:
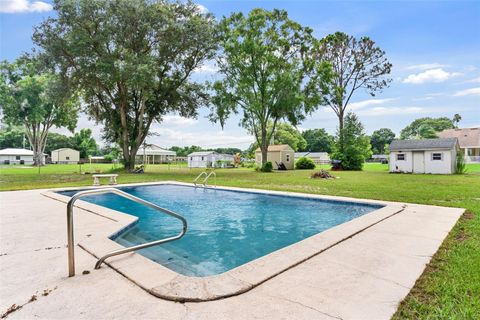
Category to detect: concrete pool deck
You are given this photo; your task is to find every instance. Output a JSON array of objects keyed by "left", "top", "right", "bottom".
[{"left": 0, "top": 186, "right": 464, "bottom": 319}]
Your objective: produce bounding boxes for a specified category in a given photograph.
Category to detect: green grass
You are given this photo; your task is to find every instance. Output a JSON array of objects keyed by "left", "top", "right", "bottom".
[{"left": 1, "top": 162, "right": 479, "bottom": 318}]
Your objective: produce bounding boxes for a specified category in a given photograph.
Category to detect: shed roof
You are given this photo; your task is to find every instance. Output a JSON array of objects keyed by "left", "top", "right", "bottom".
[
  {"left": 52, "top": 148, "right": 79, "bottom": 152},
  {"left": 188, "top": 151, "right": 217, "bottom": 156},
  {"left": 389, "top": 138, "right": 458, "bottom": 151},
  {"left": 136, "top": 144, "right": 176, "bottom": 156},
  {"left": 0, "top": 148, "right": 47, "bottom": 156},
  {"left": 438, "top": 127, "right": 480, "bottom": 148},
  {"left": 255, "top": 144, "right": 294, "bottom": 152}
]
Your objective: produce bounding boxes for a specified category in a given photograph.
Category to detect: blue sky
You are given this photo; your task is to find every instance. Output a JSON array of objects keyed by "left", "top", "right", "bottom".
[{"left": 1, "top": 0, "right": 479, "bottom": 149}]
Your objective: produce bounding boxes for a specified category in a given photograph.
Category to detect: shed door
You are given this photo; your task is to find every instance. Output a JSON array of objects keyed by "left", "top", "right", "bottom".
[{"left": 413, "top": 151, "right": 424, "bottom": 173}]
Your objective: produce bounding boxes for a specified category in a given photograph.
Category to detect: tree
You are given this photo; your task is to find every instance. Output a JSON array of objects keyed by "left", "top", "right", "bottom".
[
  {"left": 44, "top": 132, "right": 73, "bottom": 154},
  {"left": 71, "top": 128, "right": 99, "bottom": 159},
  {"left": 0, "top": 57, "right": 78, "bottom": 165},
  {"left": 169, "top": 145, "right": 203, "bottom": 157},
  {"left": 209, "top": 9, "right": 331, "bottom": 165},
  {"left": 400, "top": 117, "right": 455, "bottom": 139},
  {"left": 453, "top": 113, "right": 462, "bottom": 128},
  {"left": 300, "top": 128, "right": 334, "bottom": 152},
  {"left": 33, "top": 0, "right": 217, "bottom": 170},
  {"left": 330, "top": 112, "right": 371, "bottom": 170},
  {"left": 250, "top": 122, "right": 307, "bottom": 151},
  {"left": 370, "top": 128, "right": 395, "bottom": 154},
  {"left": 0, "top": 125, "right": 25, "bottom": 149},
  {"left": 319, "top": 32, "right": 392, "bottom": 131}
]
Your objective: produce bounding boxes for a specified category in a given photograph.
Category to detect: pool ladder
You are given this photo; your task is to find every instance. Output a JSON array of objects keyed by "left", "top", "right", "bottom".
[
  {"left": 193, "top": 171, "right": 216, "bottom": 188},
  {"left": 66, "top": 188, "right": 187, "bottom": 277}
]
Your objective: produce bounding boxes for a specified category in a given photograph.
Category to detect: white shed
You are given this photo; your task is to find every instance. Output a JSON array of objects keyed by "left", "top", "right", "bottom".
[
  {"left": 0, "top": 148, "right": 46, "bottom": 165},
  {"left": 51, "top": 148, "right": 80, "bottom": 164},
  {"left": 389, "top": 138, "right": 459, "bottom": 174},
  {"left": 187, "top": 151, "right": 234, "bottom": 168}
]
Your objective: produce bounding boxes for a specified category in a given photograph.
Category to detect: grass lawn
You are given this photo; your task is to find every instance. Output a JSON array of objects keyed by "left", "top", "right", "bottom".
[{"left": 1, "top": 162, "right": 479, "bottom": 318}]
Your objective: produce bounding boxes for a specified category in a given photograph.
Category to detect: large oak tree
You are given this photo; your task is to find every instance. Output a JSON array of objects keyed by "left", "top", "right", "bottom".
[
  {"left": 209, "top": 9, "right": 331, "bottom": 166},
  {"left": 33, "top": 0, "right": 217, "bottom": 170},
  {"left": 0, "top": 57, "right": 79, "bottom": 165}
]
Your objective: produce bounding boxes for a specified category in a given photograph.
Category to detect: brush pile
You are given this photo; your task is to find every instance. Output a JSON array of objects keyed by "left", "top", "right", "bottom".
[{"left": 310, "top": 169, "right": 335, "bottom": 179}]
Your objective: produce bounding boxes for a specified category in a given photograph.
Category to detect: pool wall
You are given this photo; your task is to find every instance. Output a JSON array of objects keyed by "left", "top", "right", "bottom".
[{"left": 43, "top": 181, "right": 405, "bottom": 302}]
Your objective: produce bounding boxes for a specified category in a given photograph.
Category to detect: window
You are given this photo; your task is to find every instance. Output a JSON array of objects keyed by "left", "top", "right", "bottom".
[
  {"left": 66, "top": 156, "right": 70, "bottom": 160},
  {"left": 432, "top": 153, "right": 443, "bottom": 161},
  {"left": 15, "top": 155, "right": 21, "bottom": 160},
  {"left": 190, "top": 157, "right": 193, "bottom": 161},
  {"left": 201, "top": 156, "right": 204, "bottom": 161},
  {"left": 286, "top": 154, "right": 290, "bottom": 162},
  {"left": 396, "top": 153, "right": 405, "bottom": 161}
]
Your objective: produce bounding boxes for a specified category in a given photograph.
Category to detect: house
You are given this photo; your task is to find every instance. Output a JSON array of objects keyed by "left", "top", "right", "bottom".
[
  {"left": 187, "top": 151, "right": 234, "bottom": 168},
  {"left": 136, "top": 144, "right": 176, "bottom": 164},
  {"left": 0, "top": 148, "right": 47, "bottom": 165},
  {"left": 389, "top": 138, "right": 459, "bottom": 174},
  {"left": 51, "top": 148, "right": 80, "bottom": 164},
  {"left": 438, "top": 127, "right": 480, "bottom": 163},
  {"left": 255, "top": 144, "right": 294, "bottom": 170},
  {"left": 294, "top": 152, "right": 330, "bottom": 164}
]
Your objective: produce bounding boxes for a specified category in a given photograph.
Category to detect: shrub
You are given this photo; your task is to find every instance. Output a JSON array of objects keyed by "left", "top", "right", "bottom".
[
  {"left": 455, "top": 152, "right": 466, "bottom": 174},
  {"left": 295, "top": 156, "right": 316, "bottom": 169},
  {"left": 260, "top": 161, "right": 273, "bottom": 172}
]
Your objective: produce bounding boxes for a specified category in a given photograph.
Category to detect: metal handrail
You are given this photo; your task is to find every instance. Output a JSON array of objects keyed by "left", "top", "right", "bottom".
[
  {"left": 193, "top": 171, "right": 207, "bottom": 186},
  {"left": 66, "top": 188, "right": 187, "bottom": 277},
  {"left": 203, "top": 171, "right": 217, "bottom": 188}
]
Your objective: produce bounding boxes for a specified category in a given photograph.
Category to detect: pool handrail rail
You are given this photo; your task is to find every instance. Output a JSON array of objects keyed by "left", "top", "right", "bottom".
[
  {"left": 202, "top": 171, "right": 216, "bottom": 188},
  {"left": 66, "top": 187, "right": 187, "bottom": 277},
  {"left": 193, "top": 171, "right": 208, "bottom": 186}
]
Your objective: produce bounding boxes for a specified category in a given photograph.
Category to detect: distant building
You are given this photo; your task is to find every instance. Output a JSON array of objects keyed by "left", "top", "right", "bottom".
[
  {"left": 389, "top": 138, "right": 459, "bottom": 174},
  {"left": 51, "top": 148, "right": 80, "bottom": 164},
  {"left": 294, "top": 152, "right": 330, "bottom": 164},
  {"left": 0, "top": 148, "right": 47, "bottom": 165},
  {"left": 187, "top": 151, "right": 234, "bottom": 168},
  {"left": 438, "top": 127, "right": 480, "bottom": 163},
  {"left": 136, "top": 144, "right": 176, "bottom": 164},
  {"left": 255, "top": 144, "right": 294, "bottom": 170}
]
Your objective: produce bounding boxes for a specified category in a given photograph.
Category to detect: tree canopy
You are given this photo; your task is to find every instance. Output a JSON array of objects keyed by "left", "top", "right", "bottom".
[
  {"left": 33, "top": 0, "right": 217, "bottom": 170},
  {"left": 400, "top": 117, "right": 455, "bottom": 139},
  {"left": 0, "top": 57, "right": 79, "bottom": 165},
  {"left": 370, "top": 128, "right": 395, "bottom": 154},
  {"left": 319, "top": 32, "right": 392, "bottom": 131},
  {"left": 300, "top": 128, "right": 334, "bottom": 152},
  {"left": 330, "top": 112, "right": 371, "bottom": 170},
  {"left": 71, "top": 128, "right": 99, "bottom": 158},
  {"left": 209, "top": 8, "right": 331, "bottom": 165}
]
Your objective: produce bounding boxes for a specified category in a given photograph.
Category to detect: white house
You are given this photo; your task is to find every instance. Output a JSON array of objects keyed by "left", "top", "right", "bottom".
[
  {"left": 439, "top": 127, "right": 480, "bottom": 163},
  {"left": 294, "top": 152, "right": 330, "bottom": 164},
  {"left": 51, "top": 148, "right": 80, "bottom": 164},
  {"left": 0, "top": 148, "right": 47, "bottom": 165},
  {"left": 136, "top": 144, "right": 176, "bottom": 164},
  {"left": 389, "top": 138, "right": 459, "bottom": 174},
  {"left": 187, "top": 151, "right": 234, "bottom": 168}
]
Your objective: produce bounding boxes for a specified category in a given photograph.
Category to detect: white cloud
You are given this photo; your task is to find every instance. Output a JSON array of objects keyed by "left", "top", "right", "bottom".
[
  {"left": 150, "top": 127, "right": 253, "bottom": 148},
  {"left": 0, "top": 0, "right": 52, "bottom": 13},
  {"left": 162, "top": 115, "right": 198, "bottom": 126},
  {"left": 357, "top": 106, "right": 424, "bottom": 116},
  {"left": 403, "top": 68, "right": 462, "bottom": 84},
  {"left": 349, "top": 98, "right": 394, "bottom": 111},
  {"left": 465, "top": 77, "right": 480, "bottom": 83},
  {"left": 194, "top": 63, "right": 218, "bottom": 74},
  {"left": 196, "top": 4, "right": 208, "bottom": 14},
  {"left": 405, "top": 63, "right": 447, "bottom": 71},
  {"left": 453, "top": 87, "right": 480, "bottom": 97}
]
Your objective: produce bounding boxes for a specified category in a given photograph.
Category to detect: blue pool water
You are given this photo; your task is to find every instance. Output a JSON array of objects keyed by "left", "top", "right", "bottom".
[{"left": 60, "top": 184, "right": 382, "bottom": 277}]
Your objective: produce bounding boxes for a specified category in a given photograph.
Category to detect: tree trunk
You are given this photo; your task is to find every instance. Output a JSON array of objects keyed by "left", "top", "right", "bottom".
[{"left": 260, "top": 128, "right": 268, "bottom": 166}]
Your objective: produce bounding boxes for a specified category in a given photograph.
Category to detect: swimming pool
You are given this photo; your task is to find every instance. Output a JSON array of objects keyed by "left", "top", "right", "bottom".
[{"left": 59, "top": 184, "right": 383, "bottom": 277}]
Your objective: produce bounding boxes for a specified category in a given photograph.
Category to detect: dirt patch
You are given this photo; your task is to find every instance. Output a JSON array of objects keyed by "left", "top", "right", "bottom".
[{"left": 462, "top": 211, "right": 474, "bottom": 220}]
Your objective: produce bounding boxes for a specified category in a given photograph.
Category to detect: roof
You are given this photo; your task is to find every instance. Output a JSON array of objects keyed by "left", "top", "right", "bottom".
[
  {"left": 438, "top": 127, "right": 480, "bottom": 148},
  {"left": 52, "top": 148, "right": 79, "bottom": 152},
  {"left": 389, "top": 138, "right": 458, "bottom": 151},
  {"left": 0, "top": 148, "right": 47, "bottom": 156},
  {"left": 0, "top": 148, "right": 34, "bottom": 156},
  {"left": 294, "top": 152, "right": 330, "bottom": 158},
  {"left": 136, "top": 144, "right": 176, "bottom": 156},
  {"left": 255, "top": 144, "right": 294, "bottom": 152},
  {"left": 188, "top": 151, "right": 217, "bottom": 156}
]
